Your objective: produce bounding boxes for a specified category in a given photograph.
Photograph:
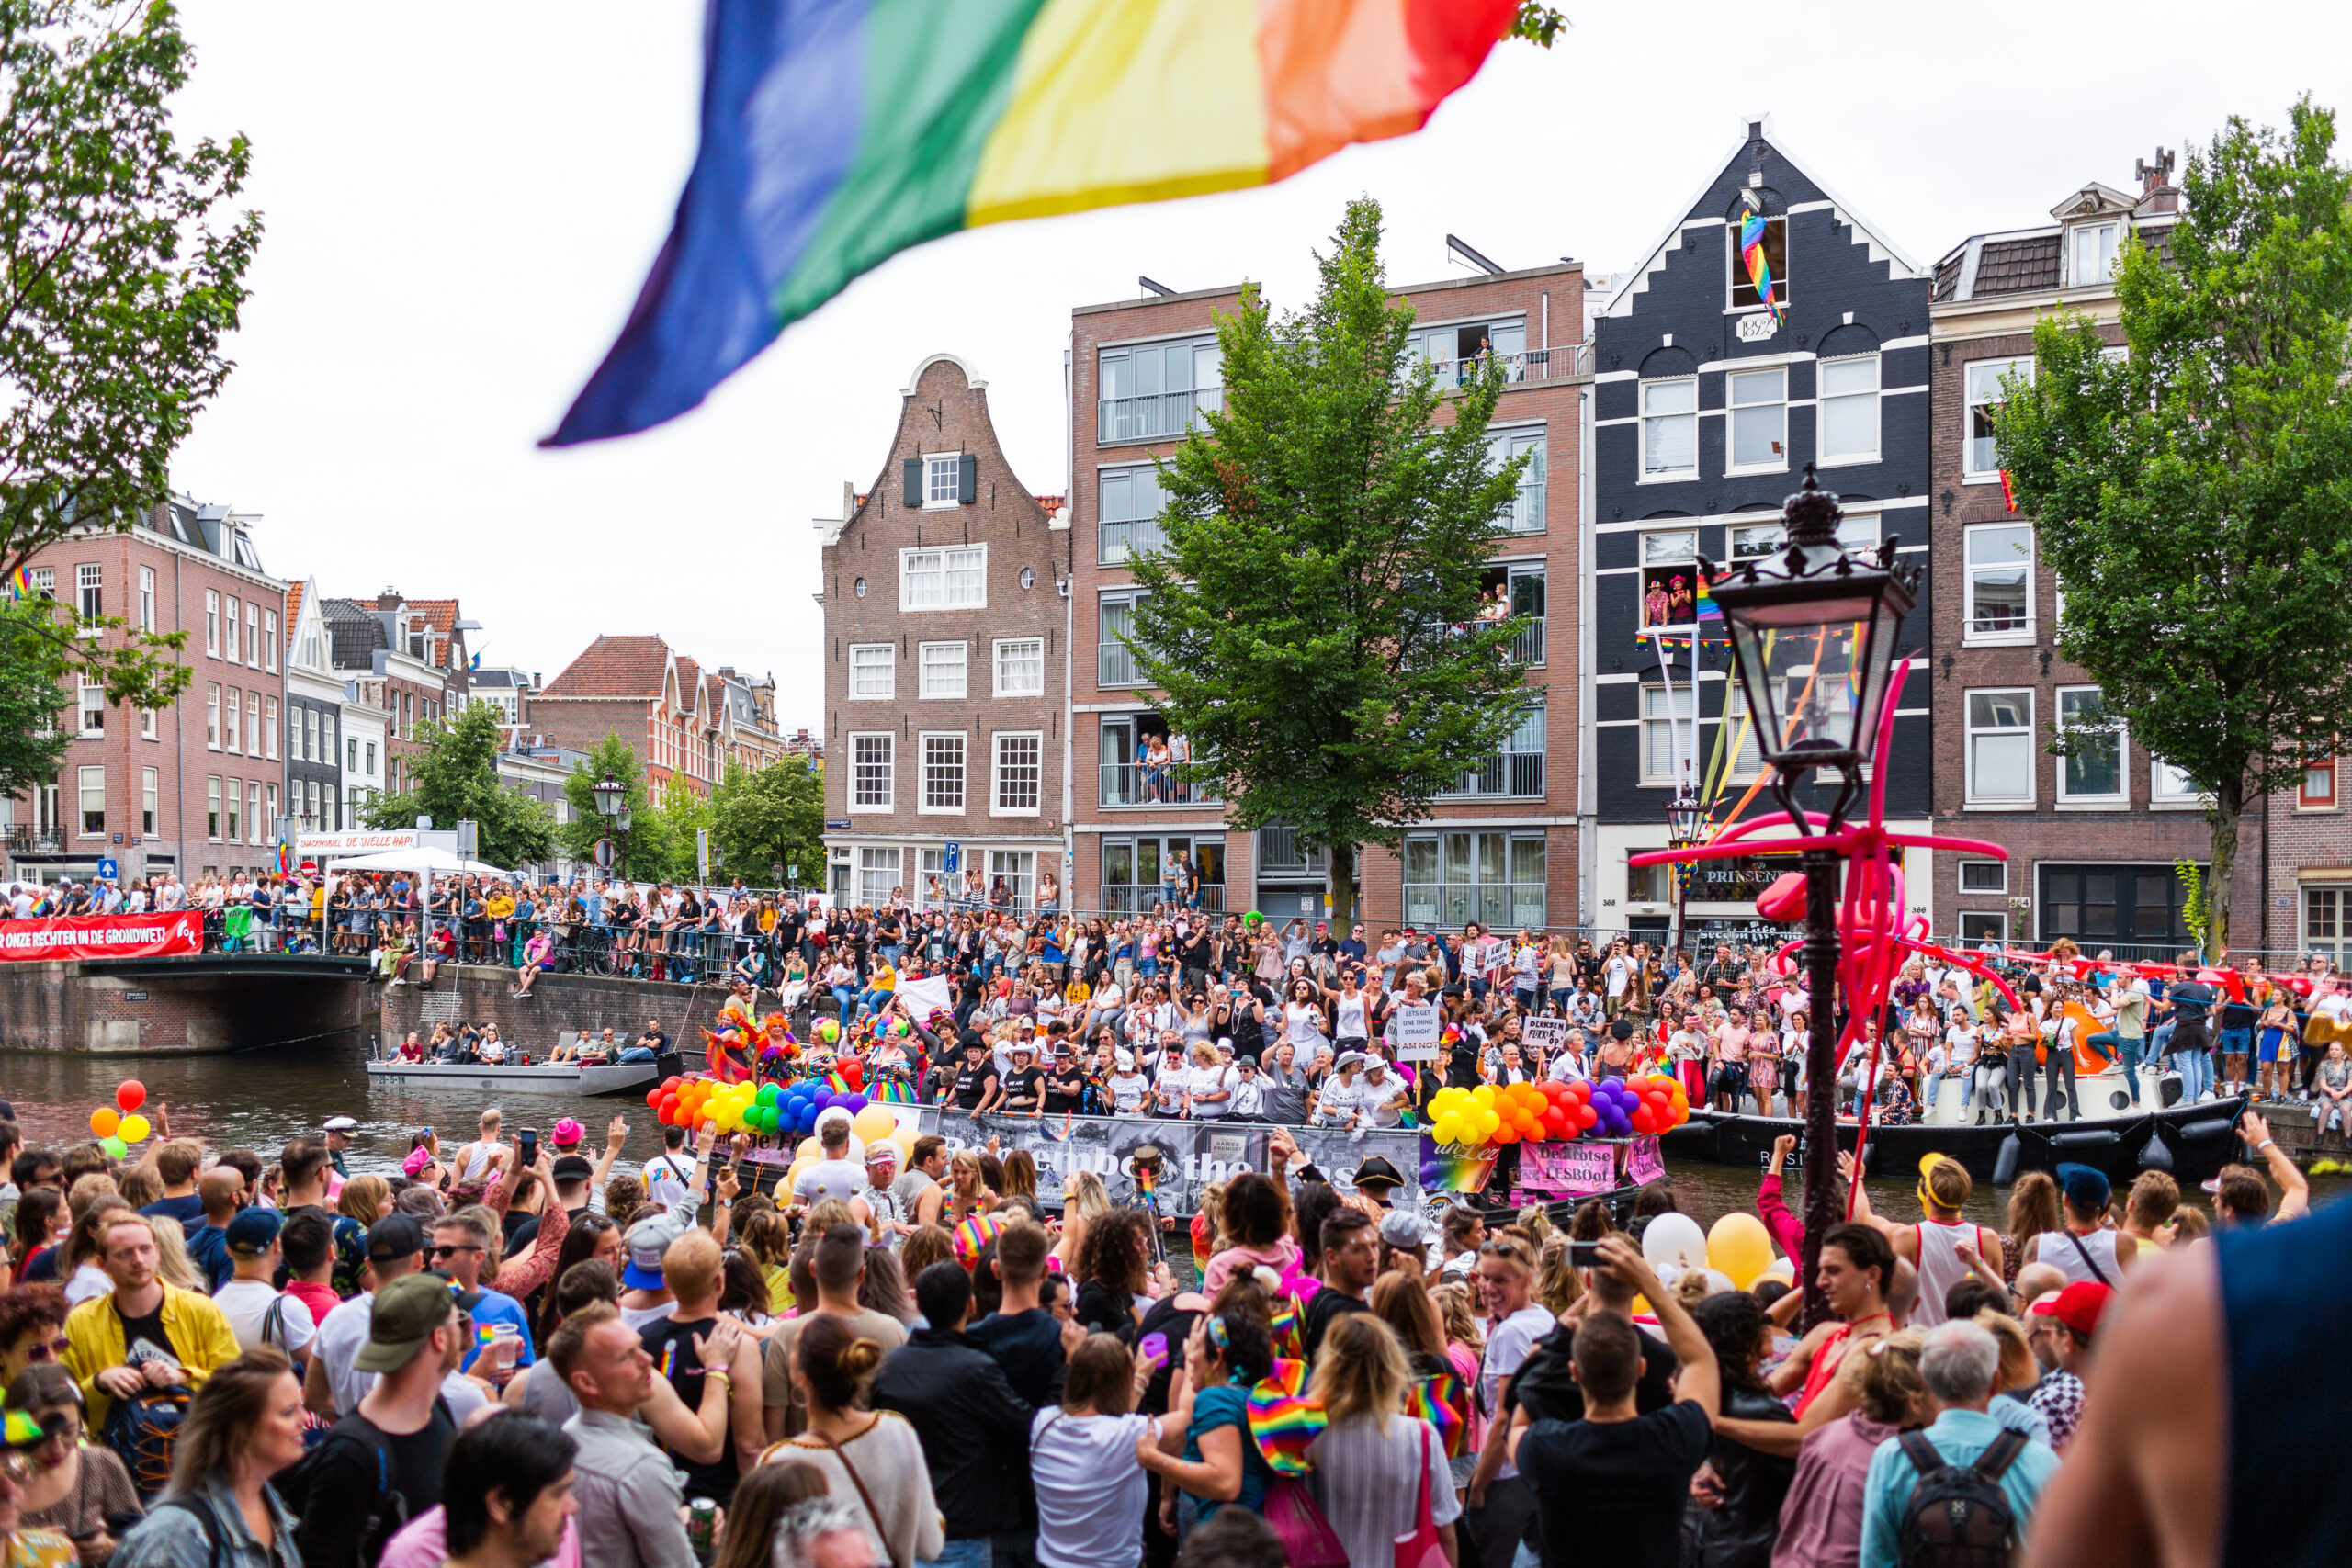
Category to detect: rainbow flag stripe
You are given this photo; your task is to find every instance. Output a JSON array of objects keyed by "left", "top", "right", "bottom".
[
  {"left": 548, "top": 0, "right": 1521, "bottom": 445},
  {"left": 1425, "top": 1138, "right": 1498, "bottom": 1194},
  {"left": 1693, "top": 581, "right": 1724, "bottom": 622},
  {"left": 1246, "top": 1359, "right": 1325, "bottom": 1477},
  {"left": 1408, "top": 1369, "right": 1468, "bottom": 1457},
  {"left": 1740, "top": 208, "right": 1781, "bottom": 324},
  {"left": 952, "top": 1211, "right": 1007, "bottom": 1268}
]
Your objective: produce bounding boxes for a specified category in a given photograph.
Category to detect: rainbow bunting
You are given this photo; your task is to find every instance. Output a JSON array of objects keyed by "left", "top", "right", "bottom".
[
  {"left": 547, "top": 0, "right": 1524, "bottom": 445},
  {"left": 1998, "top": 468, "right": 2018, "bottom": 514},
  {"left": 1407, "top": 1370, "right": 1469, "bottom": 1458},
  {"left": 1245, "top": 1359, "right": 1326, "bottom": 1478},
  {"left": 1739, "top": 207, "right": 1782, "bottom": 324}
]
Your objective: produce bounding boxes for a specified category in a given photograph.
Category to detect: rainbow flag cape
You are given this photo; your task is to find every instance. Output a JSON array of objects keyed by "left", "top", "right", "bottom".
[
  {"left": 547, "top": 0, "right": 1523, "bottom": 445},
  {"left": 1408, "top": 1369, "right": 1469, "bottom": 1458},
  {"left": 1246, "top": 1359, "right": 1325, "bottom": 1477},
  {"left": 824, "top": 1070, "right": 853, "bottom": 1093},
  {"left": 1739, "top": 207, "right": 1781, "bottom": 324},
  {"left": 6, "top": 566, "right": 32, "bottom": 601},
  {"left": 952, "top": 1211, "right": 1007, "bottom": 1267}
]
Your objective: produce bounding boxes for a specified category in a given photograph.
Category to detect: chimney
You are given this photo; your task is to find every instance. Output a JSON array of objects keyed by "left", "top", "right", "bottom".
[
  {"left": 2135, "top": 146, "right": 2179, "bottom": 214},
  {"left": 377, "top": 587, "right": 401, "bottom": 611}
]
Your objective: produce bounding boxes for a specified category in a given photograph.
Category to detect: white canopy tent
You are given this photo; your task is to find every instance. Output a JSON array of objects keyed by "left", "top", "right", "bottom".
[{"left": 326, "top": 844, "right": 512, "bottom": 958}]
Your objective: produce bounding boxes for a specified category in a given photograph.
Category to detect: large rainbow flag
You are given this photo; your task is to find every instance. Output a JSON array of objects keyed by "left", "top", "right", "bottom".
[{"left": 548, "top": 0, "right": 1522, "bottom": 446}]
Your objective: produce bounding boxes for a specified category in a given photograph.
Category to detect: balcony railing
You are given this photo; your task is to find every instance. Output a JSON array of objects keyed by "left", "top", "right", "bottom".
[
  {"left": 1102, "top": 884, "right": 1228, "bottom": 915},
  {"left": 1098, "top": 387, "right": 1223, "bottom": 446},
  {"left": 1100, "top": 762, "right": 1218, "bottom": 808},
  {"left": 1509, "top": 616, "right": 1545, "bottom": 666},
  {"left": 6, "top": 827, "right": 65, "bottom": 855},
  {"left": 1419, "top": 347, "right": 1577, "bottom": 388},
  {"left": 1256, "top": 824, "right": 1326, "bottom": 876},
  {"left": 1437, "top": 751, "right": 1545, "bottom": 800}
]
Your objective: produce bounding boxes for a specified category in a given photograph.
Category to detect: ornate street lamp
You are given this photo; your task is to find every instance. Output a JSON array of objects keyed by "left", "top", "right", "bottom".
[
  {"left": 1703, "top": 465, "right": 1919, "bottom": 1324},
  {"left": 592, "top": 774, "right": 625, "bottom": 819},
  {"left": 1665, "top": 785, "right": 1704, "bottom": 964}
]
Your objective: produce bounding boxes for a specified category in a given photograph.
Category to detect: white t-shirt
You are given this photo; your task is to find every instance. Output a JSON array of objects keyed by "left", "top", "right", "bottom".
[
  {"left": 1108, "top": 1071, "right": 1151, "bottom": 1114},
  {"left": 1547, "top": 1050, "right": 1589, "bottom": 1083},
  {"left": 1359, "top": 1072, "right": 1405, "bottom": 1127},
  {"left": 1482, "top": 1306, "right": 1556, "bottom": 1481},
  {"left": 1944, "top": 1025, "right": 1981, "bottom": 1069},
  {"left": 1314, "top": 1075, "right": 1364, "bottom": 1126},
  {"left": 794, "top": 1158, "right": 868, "bottom": 1207},
  {"left": 618, "top": 1301, "right": 675, "bottom": 1333},
  {"left": 212, "top": 1280, "right": 317, "bottom": 1357},
  {"left": 1031, "top": 1408, "right": 1154, "bottom": 1568},
  {"left": 1189, "top": 1064, "right": 1239, "bottom": 1118}
]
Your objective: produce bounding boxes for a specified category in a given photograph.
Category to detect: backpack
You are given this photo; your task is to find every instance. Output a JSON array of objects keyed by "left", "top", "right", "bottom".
[
  {"left": 1894, "top": 1428, "right": 2030, "bottom": 1568},
  {"left": 277, "top": 1401, "right": 451, "bottom": 1568},
  {"left": 102, "top": 1381, "right": 193, "bottom": 1503}
]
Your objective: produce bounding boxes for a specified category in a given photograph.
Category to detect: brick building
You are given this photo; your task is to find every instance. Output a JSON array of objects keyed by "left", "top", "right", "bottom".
[
  {"left": 319, "top": 592, "right": 448, "bottom": 796},
  {"left": 534, "top": 636, "right": 785, "bottom": 799},
  {"left": 1067, "top": 263, "right": 1586, "bottom": 927},
  {"left": 2, "top": 498, "right": 288, "bottom": 884},
  {"left": 2262, "top": 760, "right": 2352, "bottom": 964},
  {"left": 1590, "top": 118, "right": 1936, "bottom": 951},
  {"left": 815, "top": 353, "right": 1069, "bottom": 908},
  {"left": 1923, "top": 154, "right": 2260, "bottom": 954}
]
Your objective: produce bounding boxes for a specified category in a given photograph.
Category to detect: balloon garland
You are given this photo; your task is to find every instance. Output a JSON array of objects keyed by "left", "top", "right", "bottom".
[{"left": 1424, "top": 1074, "right": 1690, "bottom": 1153}]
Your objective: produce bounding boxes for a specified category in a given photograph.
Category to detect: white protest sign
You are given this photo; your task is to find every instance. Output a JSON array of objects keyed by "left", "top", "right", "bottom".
[{"left": 1389, "top": 1002, "right": 1442, "bottom": 1061}]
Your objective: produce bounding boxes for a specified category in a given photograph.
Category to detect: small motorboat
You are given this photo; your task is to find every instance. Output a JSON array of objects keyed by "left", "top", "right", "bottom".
[{"left": 364, "top": 1051, "right": 681, "bottom": 1098}]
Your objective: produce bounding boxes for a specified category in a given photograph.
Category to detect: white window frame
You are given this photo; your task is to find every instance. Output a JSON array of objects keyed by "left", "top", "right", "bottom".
[
  {"left": 918, "top": 641, "right": 968, "bottom": 701},
  {"left": 993, "top": 637, "right": 1045, "bottom": 699},
  {"left": 141, "top": 705, "right": 156, "bottom": 741},
  {"left": 848, "top": 733, "right": 894, "bottom": 813},
  {"left": 1957, "top": 911, "right": 2008, "bottom": 943},
  {"left": 245, "top": 603, "right": 260, "bottom": 668},
  {"left": 1640, "top": 684, "right": 1692, "bottom": 785},
  {"left": 2067, "top": 221, "right": 2120, "bottom": 287},
  {"left": 223, "top": 595, "right": 239, "bottom": 662},
  {"left": 2055, "top": 685, "right": 2128, "bottom": 804},
  {"left": 141, "top": 766, "right": 157, "bottom": 836},
  {"left": 899, "top": 545, "right": 987, "bottom": 611},
  {"left": 204, "top": 591, "right": 220, "bottom": 657},
  {"left": 205, "top": 683, "right": 220, "bottom": 749},
  {"left": 1722, "top": 679, "right": 1766, "bottom": 783},
  {"left": 918, "top": 731, "right": 967, "bottom": 814},
  {"left": 1962, "top": 522, "right": 2035, "bottom": 646},
  {"left": 922, "top": 452, "right": 962, "bottom": 511},
  {"left": 223, "top": 686, "right": 241, "bottom": 752},
  {"left": 75, "top": 563, "right": 102, "bottom": 624},
  {"left": 1959, "top": 860, "right": 2007, "bottom": 895},
  {"left": 1724, "top": 366, "right": 1789, "bottom": 475},
  {"left": 1964, "top": 356, "right": 2033, "bottom": 480},
  {"left": 1640, "top": 378, "right": 1698, "bottom": 480},
  {"left": 2151, "top": 757, "right": 2201, "bottom": 807},
  {"left": 264, "top": 610, "right": 277, "bottom": 672},
  {"left": 1964, "top": 687, "right": 2036, "bottom": 807},
  {"left": 77, "top": 764, "right": 103, "bottom": 837},
  {"left": 847, "top": 644, "right": 895, "bottom": 700},
  {"left": 1486, "top": 424, "right": 1548, "bottom": 533},
  {"left": 76, "top": 677, "right": 104, "bottom": 738},
  {"left": 207, "top": 776, "right": 221, "bottom": 840},
  {"left": 1816, "top": 353, "right": 1882, "bottom": 466},
  {"left": 992, "top": 731, "right": 1043, "bottom": 816},
  {"left": 138, "top": 567, "right": 154, "bottom": 632},
  {"left": 857, "top": 845, "right": 903, "bottom": 907}
]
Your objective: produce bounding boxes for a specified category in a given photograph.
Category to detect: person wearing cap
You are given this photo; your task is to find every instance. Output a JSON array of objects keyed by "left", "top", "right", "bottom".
[
  {"left": 1227, "top": 1054, "right": 1266, "bottom": 1121},
  {"left": 1313, "top": 1050, "right": 1369, "bottom": 1129},
  {"left": 60, "top": 1212, "right": 240, "bottom": 1430},
  {"left": 307, "top": 1213, "right": 491, "bottom": 1424},
  {"left": 2023, "top": 1280, "right": 2109, "bottom": 1451},
  {"left": 292, "top": 1272, "right": 465, "bottom": 1568},
  {"left": 322, "top": 1117, "right": 359, "bottom": 1179},
  {"left": 212, "top": 1209, "right": 318, "bottom": 1366},
  {"left": 2024, "top": 1165, "right": 2134, "bottom": 1288},
  {"left": 853, "top": 1144, "right": 910, "bottom": 1245}
]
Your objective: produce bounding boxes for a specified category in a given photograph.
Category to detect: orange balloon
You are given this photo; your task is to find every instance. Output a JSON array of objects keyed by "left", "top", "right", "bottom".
[{"left": 90, "top": 1108, "right": 119, "bottom": 1138}]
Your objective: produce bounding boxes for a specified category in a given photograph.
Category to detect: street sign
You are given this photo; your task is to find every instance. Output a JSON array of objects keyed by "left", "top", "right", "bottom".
[
  {"left": 696, "top": 828, "right": 709, "bottom": 883},
  {"left": 592, "top": 838, "right": 616, "bottom": 869},
  {"left": 944, "top": 840, "right": 961, "bottom": 874},
  {"left": 823, "top": 819, "right": 850, "bottom": 831},
  {"left": 95, "top": 859, "right": 118, "bottom": 881}
]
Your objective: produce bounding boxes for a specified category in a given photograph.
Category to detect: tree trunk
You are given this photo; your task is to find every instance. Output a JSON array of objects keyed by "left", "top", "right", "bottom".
[
  {"left": 1329, "top": 840, "right": 1357, "bottom": 934},
  {"left": 2205, "top": 776, "right": 2245, "bottom": 961}
]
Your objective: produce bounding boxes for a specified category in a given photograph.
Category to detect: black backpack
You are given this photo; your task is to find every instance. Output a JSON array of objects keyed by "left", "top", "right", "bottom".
[
  {"left": 101, "top": 1381, "right": 193, "bottom": 1504},
  {"left": 1894, "top": 1428, "right": 2030, "bottom": 1568}
]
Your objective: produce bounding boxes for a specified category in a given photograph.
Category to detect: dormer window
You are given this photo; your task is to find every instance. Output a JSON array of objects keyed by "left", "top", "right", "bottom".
[{"left": 2068, "top": 221, "right": 2119, "bottom": 286}]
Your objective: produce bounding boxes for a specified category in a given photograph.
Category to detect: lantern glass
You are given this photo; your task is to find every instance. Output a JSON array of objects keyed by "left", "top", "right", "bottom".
[
  {"left": 1720, "top": 585, "right": 1904, "bottom": 770},
  {"left": 593, "top": 775, "right": 624, "bottom": 818}
]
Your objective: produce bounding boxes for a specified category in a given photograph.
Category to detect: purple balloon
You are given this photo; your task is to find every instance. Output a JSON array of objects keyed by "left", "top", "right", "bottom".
[
  {"left": 836, "top": 1092, "right": 869, "bottom": 1116},
  {"left": 810, "top": 1090, "right": 834, "bottom": 1113}
]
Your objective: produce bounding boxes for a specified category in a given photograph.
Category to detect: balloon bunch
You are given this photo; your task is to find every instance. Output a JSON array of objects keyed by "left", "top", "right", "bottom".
[
  {"left": 781, "top": 1103, "right": 922, "bottom": 1197},
  {"left": 647, "top": 1075, "right": 793, "bottom": 1135},
  {"left": 1579, "top": 1075, "right": 1690, "bottom": 1138},
  {"left": 88, "top": 1080, "right": 151, "bottom": 1157}
]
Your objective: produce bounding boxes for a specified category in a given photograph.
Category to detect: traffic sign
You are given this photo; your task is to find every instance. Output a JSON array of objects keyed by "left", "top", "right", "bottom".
[
  {"left": 96, "top": 858, "right": 118, "bottom": 881},
  {"left": 592, "top": 838, "right": 616, "bottom": 869},
  {"left": 944, "top": 840, "right": 961, "bottom": 874}
]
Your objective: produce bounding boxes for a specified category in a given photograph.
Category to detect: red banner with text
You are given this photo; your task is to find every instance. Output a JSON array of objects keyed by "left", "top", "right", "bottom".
[{"left": 0, "top": 911, "right": 203, "bottom": 963}]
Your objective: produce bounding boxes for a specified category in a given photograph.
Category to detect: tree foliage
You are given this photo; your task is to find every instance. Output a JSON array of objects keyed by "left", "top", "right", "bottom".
[
  {"left": 1996, "top": 97, "right": 2352, "bottom": 955},
  {"left": 710, "top": 755, "right": 824, "bottom": 888},
  {"left": 0, "top": 0, "right": 259, "bottom": 715},
  {"left": 556, "top": 735, "right": 678, "bottom": 882},
  {"left": 1509, "top": 4, "right": 1568, "bottom": 47},
  {"left": 359, "top": 701, "right": 556, "bottom": 872},
  {"left": 0, "top": 595, "right": 67, "bottom": 797},
  {"left": 1126, "top": 197, "right": 1537, "bottom": 924}
]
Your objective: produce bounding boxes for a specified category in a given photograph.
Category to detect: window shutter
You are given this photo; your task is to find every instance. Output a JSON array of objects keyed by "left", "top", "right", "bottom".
[
  {"left": 902, "top": 458, "right": 922, "bottom": 506},
  {"left": 958, "top": 453, "right": 978, "bottom": 503}
]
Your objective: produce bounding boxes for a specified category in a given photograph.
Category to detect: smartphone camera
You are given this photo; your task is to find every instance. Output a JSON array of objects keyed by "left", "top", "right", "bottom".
[
  {"left": 1567, "top": 1239, "right": 1604, "bottom": 1268},
  {"left": 517, "top": 1129, "right": 538, "bottom": 1165}
]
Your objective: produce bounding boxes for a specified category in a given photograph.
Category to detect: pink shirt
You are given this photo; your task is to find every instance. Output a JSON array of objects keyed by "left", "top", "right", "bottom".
[
  {"left": 1770, "top": 1412, "right": 1899, "bottom": 1568},
  {"left": 380, "top": 1506, "right": 582, "bottom": 1568}
]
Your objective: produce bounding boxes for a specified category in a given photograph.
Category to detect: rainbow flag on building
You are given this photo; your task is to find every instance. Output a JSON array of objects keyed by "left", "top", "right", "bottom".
[
  {"left": 548, "top": 0, "right": 1523, "bottom": 446},
  {"left": 1739, "top": 207, "right": 1781, "bottom": 324},
  {"left": 6, "top": 566, "right": 33, "bottom": 601}
]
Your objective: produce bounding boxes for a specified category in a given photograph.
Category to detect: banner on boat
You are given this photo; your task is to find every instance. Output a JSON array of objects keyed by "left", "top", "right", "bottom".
[{"left": 0, "top": 910, "right": 202, "bottom": 963}]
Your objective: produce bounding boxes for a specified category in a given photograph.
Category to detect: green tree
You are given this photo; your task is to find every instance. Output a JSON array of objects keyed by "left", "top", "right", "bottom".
[
  {"left": 1125, "top": 197, "right": 1536, "bottom": 928},
  {"left": 557, "top": 735, "right": 679, "bottom": 882},
  {"left": 360, "top": 701, "right": 556, "bottom": 871},
  {"left": 710, "top": 756, "right": 824, "bottom": 887},
  {"left": 0, "top": 0, "right": 260, "bottom": 718},
  {"left": 653, "top": 781, "right": 715, "bottom": 883},
  {"left": 1996, "top": 97, "right": 2352, "bottom": 957},
  {"left": 0, "top": 596, "right": 68, "bottom": 797}
]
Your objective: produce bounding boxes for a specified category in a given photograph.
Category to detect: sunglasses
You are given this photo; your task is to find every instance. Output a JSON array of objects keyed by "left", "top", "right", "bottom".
[
  {"left": 21, "top": 1335, "right": 69, "bottom": 1363},
  {"left": 428, "top": 1244, "right": 482, "bottom": 1260}
]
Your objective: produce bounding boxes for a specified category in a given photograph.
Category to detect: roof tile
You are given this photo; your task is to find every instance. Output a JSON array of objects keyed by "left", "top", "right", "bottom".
[{"left": 542, "top": 634, "right": 672, "bottom": 699}]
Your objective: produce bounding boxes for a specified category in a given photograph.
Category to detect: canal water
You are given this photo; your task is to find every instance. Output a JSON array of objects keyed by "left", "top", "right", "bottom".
[{"left": 3, "top": 1042, "right": 2027, "bottom": 1233}]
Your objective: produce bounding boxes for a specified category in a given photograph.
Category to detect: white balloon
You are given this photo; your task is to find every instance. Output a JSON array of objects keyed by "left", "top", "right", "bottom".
[
  {"left": 1703, "top": 1269, "right": 1737, "bottom": 1297},
  {"left": 1640, "top": 1212, "right": 1709, "bottom": 1274}
]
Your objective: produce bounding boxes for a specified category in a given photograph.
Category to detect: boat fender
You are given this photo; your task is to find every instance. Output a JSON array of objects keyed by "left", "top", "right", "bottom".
[
  {"left": 1992, "top": 1134, "right": 2021, "bottom": 1187},
  {"left": 2176, "top": 1116, "right": 2240, "bottom": 1142},
  {"left": 2050, "top": 1127, "right": 2122, "bottom": 1151},
  {"left": 2138, "top": 1129, "right": 2174, "bottom": 1171}
]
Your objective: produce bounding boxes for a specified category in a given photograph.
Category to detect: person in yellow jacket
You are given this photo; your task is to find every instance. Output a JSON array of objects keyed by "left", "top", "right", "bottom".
[{"left": 59, "top": 1212, "right": 240, "bottom": 1429}]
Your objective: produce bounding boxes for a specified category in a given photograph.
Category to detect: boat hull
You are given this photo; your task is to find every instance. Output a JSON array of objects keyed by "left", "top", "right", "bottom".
[{"left": 362, "top": 1053, "right": 678, "bottom": 1098}]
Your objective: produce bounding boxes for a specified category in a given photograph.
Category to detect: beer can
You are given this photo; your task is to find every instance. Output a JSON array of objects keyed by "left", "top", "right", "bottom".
[{"left": 686, "top": 1496, "right": 718, "bottom": 1564}]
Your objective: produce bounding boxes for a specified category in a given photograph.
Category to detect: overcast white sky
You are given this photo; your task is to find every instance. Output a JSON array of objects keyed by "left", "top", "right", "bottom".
[{"left": 164, "top": 1, "right": 2348, "bottom": 733}]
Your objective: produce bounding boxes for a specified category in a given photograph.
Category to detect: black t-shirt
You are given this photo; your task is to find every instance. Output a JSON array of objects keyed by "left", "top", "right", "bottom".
[
  {"left": 1135, "top": 1295, "right": 1203, "bottom": 1416},
  {"left": 1044, "top": 1067, "right": 1087, "bottom": 1113},
  {"left": 967, "top": 1307, "right": 1066, "bottom": 1408},
  {"left": 2170, "top": 980, "right": 2215, "bottom": 1024},
  {"left": 953, "top": 1062, "right": 996, "bottom": 1110},
  {"left": 115, "top": 1299, "right": 178, "bottom": 1371},
  {"left": 640, "top": 1314, "right": 738, "bottom": 1502},
  {"left": 1507, "top": 1322, "right": 1679, "bottom": 1425},
  {"left": 639, "top": 1028, "right": 669, "bottom": 1052},
  {"left": 1518, "top": 1404, "right": 1713, "bottom": 1568},
  {"left": 1001, "top": 1066, "right": 1046, "bottom": 1111},
  {"left": 294, "top": 1405, "right": 458, "bottom": 1568},
  {"left": 1301, "top": 1286, "right": 1370, "bottom": 1363}
]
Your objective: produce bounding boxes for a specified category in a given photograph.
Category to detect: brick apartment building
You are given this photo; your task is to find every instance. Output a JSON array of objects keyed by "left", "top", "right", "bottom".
[
  {"left": 1925, "top": 153, "right": 2263, "bottom": 954},
  {"left": 534, "top": 636, "right": 787, "bottom": 800},
  {"left": 815, "top": 353, "right": 1069, "bottom": 908},
  {"left": 1066, "top": 263, "right": 1587, "bottom": 928},
  {"left": 320, "top": 592, "right": 448, "bottom": 796},
  {"left": 3, "top": 499, "right": 288, "bottom": 884}
]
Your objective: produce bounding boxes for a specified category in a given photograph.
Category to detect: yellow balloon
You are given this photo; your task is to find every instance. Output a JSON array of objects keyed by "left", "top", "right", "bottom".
[
  {"left": 1705, "top": 1212, "right": 1778, "bottom": 1291},
  {"left": 851, "top": 1106, "right": 899, "bottom": 1147},
  {"left": 796, "top": 1135, "right": 821, "bottom": 1162},
  {"left": 118, "top": 1114, "right": 152, "bottom": 1144},
  {"left": 785, "top": 1156, "right": 814, "bottom": 1192}
]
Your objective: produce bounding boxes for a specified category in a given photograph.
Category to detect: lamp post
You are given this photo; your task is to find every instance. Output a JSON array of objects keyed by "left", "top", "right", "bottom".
[
  {"left": 591, "top": 773, "right": 629, "bottom": 883},
  {"left": 1665, "top": 785, "right": 1704, "bottom": 964},
  {"left": 1703, "top": 465, "right": 1918, "bottom": 1326}
]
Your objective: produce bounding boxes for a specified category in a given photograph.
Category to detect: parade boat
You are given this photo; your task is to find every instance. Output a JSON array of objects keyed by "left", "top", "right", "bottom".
[
  {"left": 364, "top": 1051, "right": 683, "bottom": 1098},
  {"left": 1658, "top": 1063, "right": 2249, "bottom": 1187}
]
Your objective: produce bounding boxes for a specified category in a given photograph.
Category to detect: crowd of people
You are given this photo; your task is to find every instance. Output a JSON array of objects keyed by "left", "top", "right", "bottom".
[{"left": 0, "top": 1070, "right": 2334, "bottom": 1568}]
